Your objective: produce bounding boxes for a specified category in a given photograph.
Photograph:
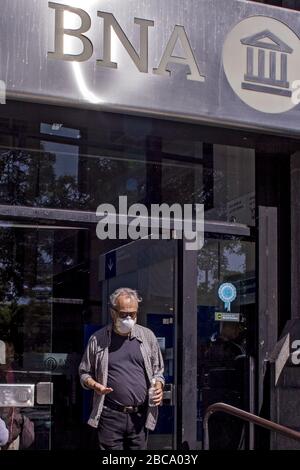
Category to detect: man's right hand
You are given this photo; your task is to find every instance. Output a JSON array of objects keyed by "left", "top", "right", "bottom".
[
  {"left": 93, "top": 383, "right": 113, "bottom": 396},
  {"left": 85, "top": 378, "right": 113, "bottom": 395}
]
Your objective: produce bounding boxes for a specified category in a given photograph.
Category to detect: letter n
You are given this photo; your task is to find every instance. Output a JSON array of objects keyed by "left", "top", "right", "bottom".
[{"left": 97, "top": 12, "right": 154, "bottom": 72}]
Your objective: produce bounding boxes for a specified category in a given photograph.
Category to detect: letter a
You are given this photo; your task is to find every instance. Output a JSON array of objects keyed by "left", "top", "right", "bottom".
[{"left": 153, "top": 25, "right": 205, "bottom": 82}]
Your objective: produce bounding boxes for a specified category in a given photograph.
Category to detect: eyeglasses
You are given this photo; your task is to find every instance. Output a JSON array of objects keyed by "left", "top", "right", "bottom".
[{"left": 110, "top": 307, "right": 137, "bottom": 319}]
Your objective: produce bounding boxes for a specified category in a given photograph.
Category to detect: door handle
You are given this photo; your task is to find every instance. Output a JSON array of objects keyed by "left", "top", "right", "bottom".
[
  {"left": 0, "top": 384, "right": 35, "bottom": 407},
  {"left": 36, "top": 382, "right": 53, "bottom": 405},
  {"left": 163, "top": 384, "right": 175, "bottom": 406}
]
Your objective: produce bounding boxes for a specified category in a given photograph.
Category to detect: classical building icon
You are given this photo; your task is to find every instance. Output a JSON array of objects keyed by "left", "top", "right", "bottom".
[{"left": 240, "top": 30, "right": 293, "bottom": 97}]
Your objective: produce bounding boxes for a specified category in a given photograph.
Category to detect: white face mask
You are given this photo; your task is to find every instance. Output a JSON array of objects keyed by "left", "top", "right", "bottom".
[{"left": 115, "top": 316, "right": 136, "bottom": 334}]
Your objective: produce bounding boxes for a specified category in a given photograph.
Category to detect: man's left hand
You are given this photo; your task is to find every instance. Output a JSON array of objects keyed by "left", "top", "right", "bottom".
[{"left": 152, "top": 381, "right": 164, "bottom": 406}]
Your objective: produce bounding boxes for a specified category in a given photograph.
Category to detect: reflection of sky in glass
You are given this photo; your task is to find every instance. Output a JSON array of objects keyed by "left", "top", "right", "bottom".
[
  {"left": 126, "top": 178, "right": 138, "bottom": 192},
  {"left": 41, "top": 141, "right": 79, "bottom": 180},
  {"left": 38, "top": 249, "right": 53, "bottom": 265},
  {"left": 223, "top": 246, "right": 245, "bottom": 274}
]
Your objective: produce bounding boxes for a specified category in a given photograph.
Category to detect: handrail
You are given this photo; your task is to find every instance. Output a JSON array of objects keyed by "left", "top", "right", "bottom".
[{"left": 203, "top": 402, "right": 300, "bottom": 450}]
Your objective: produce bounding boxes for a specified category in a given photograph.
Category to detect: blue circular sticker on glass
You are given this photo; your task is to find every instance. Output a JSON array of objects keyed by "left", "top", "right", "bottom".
[{"left": 218, "top": 283, "right": 236, "bottom": 312}]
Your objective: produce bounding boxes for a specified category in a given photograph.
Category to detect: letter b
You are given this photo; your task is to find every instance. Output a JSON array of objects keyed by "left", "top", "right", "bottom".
[{"left": 48, "top": 2, "right": 93, "bottom": 62}]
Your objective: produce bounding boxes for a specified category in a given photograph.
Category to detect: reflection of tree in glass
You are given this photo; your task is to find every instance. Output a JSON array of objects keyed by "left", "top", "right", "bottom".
[
  {"left": 0, "top": 228, "right": 25, "bottom": 341},
  {"left": 83, "top": 155, "right": 146, "bottom": 209},
  {"left": 162, "top": 166, "right": 200, "bottom": 205},
  {"left": 0, "top": 149, "right": 146, "bottom": 210},
  {"left": 197, "top": 239, "right": 245, "bottom": 305},
  {"left": 0, "top": 228, "right": 52, "bottom": 352},
  {"left": 0, "top": 149, "right": 89, "bottom": 209},
  {"left": 0, "top": 229, "right": 23, "bottom": 302},
  {"left": 0, "top": 150, "right": 36, "bottom": 205},
  {"left": 161, "top": 164, "right": 228, "bottom": 221}
]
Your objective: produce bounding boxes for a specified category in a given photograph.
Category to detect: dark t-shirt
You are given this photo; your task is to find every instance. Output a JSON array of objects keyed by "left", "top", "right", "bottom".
[{"left": 106, "top": 329, "right": 149, "bottom": 407}]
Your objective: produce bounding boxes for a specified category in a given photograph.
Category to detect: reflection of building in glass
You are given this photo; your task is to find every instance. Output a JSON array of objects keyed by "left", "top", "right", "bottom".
[{"left": 241, "top": 29, "right": 293, "bottom": 97}]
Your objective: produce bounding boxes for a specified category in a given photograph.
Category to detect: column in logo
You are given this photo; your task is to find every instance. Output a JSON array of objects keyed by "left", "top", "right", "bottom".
[{"left": 241, "top": 29, "right": 293, "bottom": 97}]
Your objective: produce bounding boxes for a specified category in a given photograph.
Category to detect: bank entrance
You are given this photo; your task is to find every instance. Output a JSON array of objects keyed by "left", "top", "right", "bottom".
[{"left": 0, "top": 100, "right": 294, "bottom": 449}]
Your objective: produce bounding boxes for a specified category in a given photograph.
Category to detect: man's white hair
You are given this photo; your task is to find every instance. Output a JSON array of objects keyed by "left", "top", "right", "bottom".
[{"left": 110, "top": 287, "right": 142, "bottom": 308}]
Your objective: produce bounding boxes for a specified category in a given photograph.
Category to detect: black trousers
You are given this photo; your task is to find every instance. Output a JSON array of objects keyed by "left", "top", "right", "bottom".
[{"left": 98, "top": 406, "right": 148, "bottom": 450}]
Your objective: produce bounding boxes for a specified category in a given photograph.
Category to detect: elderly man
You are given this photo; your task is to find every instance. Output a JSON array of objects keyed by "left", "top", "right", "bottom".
[{"left": 79, "top": 287, "right": 165, "bottom": 450}]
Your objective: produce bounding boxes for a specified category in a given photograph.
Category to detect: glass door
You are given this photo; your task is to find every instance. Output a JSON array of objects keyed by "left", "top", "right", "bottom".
[
  {"left": 98, "top": 237, "right": 178, "bottom": 450},
  {"left": 196, "top": 235, "right": 256, "bottom": 449},
  {"left": 0, "top": 221, "right": 93, "bottom": 450}
]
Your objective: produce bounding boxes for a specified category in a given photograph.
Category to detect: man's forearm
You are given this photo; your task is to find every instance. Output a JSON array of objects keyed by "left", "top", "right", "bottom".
[{"left": 84, "top": 377, "right": 97, "bottom": 390}]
